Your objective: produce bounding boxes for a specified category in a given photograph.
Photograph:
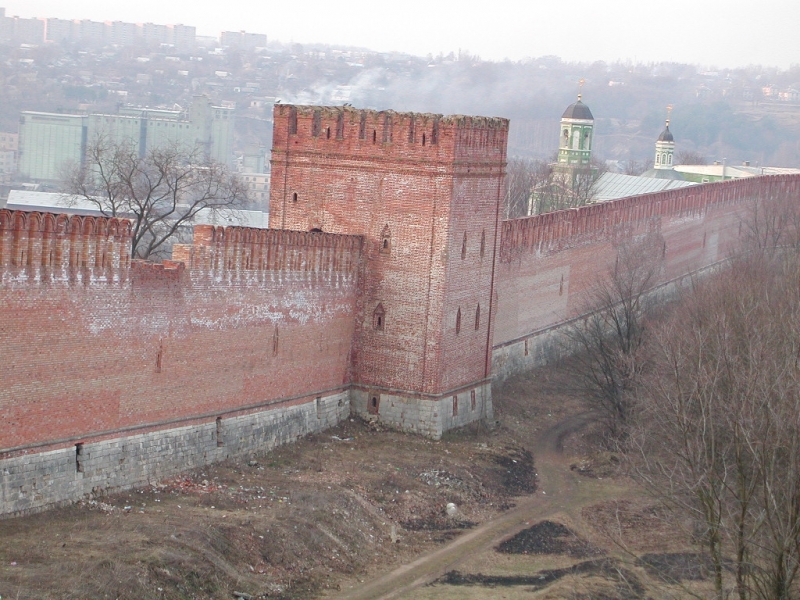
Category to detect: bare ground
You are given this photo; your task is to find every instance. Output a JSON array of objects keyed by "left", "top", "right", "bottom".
[{"left": 0, "top": 364, "right": 714, "bottom": 600}]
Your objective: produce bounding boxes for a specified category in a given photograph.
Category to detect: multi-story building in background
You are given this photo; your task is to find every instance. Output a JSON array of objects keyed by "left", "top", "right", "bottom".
[
  {"left": 14, "top": 14, "right": 44, "bottom": 44},
  {"left": 77, "top": 19, "right": 106, "bottom": 46},
  {"left": 16, "top": 113, "right": 86, "bottom": 182},
  {"left": 170, "top": 24, "right": 196, "bottom": 52},
  {"left": 0, "top": 7, "right": 198, "bottom": 50},
  {"left": 0, "top": 132, "right": 18, "bottom": 184},
  {"left": 107, "top": 20, "right": 138, "bottom": 46},
  {"left": 241, "top": 173, "right": 269, "bottom": 208},
  {"left": 43, "top": 17, "right": 75, "bottom": 43},
  {"left": 18, "top": 96, "right": 234, "bottom": 182},
  {"left": 220, "top": 30, "right": 267, "bottom": 50}
]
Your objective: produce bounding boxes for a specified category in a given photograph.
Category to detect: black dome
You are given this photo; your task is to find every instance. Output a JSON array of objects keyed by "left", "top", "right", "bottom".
[
  {"left": 561, "top": 99, "right": 593, "bottom": 120},
  {"left": 658, "top": 125, "right": 674, "bottom": 142}
]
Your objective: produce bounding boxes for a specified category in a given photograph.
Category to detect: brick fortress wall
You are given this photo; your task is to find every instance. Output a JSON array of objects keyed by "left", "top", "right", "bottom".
[
  {"left": 2, "top": 106, "right": 800, "bottom": 516},
  {"left": 492, "top": 175, "right": 800, "bottom": 375},
  {"left": 269, "top": 106, "right": 508, "bottom": 436},
  {"left": 0, "top": 212, "right": 362, "bottom": 515}
]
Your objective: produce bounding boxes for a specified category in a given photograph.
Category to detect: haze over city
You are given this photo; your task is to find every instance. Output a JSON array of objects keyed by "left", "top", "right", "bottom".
[
  {"left": 4, "top": 0, "right": 800, "bottom": 597},
  {"left": 2, "top": 0, "right": 799, "bottom": 68}
]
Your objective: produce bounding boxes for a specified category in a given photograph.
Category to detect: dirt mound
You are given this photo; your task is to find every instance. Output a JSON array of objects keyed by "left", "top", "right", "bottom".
[
  {"left": 492, "top": 447, "right": 537, "bottom": 494},
  {"left": 496, "top": 520, "right": 603, "bottom": 558}
]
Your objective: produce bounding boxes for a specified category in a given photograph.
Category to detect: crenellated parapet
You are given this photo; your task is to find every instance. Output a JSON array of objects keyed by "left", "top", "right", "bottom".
[
  {"left": 500, "top": 175, "right": 800, "bottom": 261},
  {"left": 271, "top": 104, "right": 508, "bottom": 166},
  {"left": 172, "top": 224, "right": 363, "bottom": 276},
  {"left": 0, "top": 209, "right": 132, "bottom": 280}
]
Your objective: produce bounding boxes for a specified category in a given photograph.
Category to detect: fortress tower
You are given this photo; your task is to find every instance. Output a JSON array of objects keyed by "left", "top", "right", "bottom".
[{"left": 269, "top": 105, "right": 509, "bottom": 437}]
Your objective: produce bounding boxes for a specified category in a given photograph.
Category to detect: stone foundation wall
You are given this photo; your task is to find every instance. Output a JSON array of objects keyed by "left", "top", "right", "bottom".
[
  {"left": 350, "top": 381, "right": 493, "bottom": 439},
  {"left": 1, "top": 391, "right": 349, "bottom": 517}
]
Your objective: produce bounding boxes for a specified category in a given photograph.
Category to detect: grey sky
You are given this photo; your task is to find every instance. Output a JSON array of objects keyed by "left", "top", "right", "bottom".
[{"left": 3, "top": 0, "right": 799, "bottom": 69}]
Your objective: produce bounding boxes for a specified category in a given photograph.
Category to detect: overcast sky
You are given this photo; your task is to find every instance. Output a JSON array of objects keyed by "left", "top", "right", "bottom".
[{"left": 3, "top": 0, "right": 799, "bottom": 69}]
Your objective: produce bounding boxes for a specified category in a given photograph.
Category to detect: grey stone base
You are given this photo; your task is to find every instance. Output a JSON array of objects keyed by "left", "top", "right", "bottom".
[
  {"left": 0, "top": 390, "right": 350, "bottom": 517},
  {"left": 350, "top": 382, "right": 493, "bottom": 439}
]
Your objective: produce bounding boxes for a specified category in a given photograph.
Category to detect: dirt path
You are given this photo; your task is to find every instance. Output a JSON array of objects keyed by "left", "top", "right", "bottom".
[{"left": 327, "top": 411, "right": 608, "bottom": 600}]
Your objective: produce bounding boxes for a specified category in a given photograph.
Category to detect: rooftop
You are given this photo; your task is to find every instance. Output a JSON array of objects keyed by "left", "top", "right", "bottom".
[{"left": 591, "top": 172, "right": 695, "bottom": 202}]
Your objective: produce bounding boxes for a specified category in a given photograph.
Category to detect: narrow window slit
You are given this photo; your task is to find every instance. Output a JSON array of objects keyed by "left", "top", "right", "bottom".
[{"left": 373, "top": 303, "right": 385, "bottom": 331}]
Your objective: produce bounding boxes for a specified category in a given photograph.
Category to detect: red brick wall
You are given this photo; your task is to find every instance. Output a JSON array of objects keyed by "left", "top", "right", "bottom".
[
  {"left": 5, "top": 130, "right": 799, "bottom": 460},
  {"left": 269, "top": 105, "right": 508, "bottom": 396},
  {"left": 0, "top": 212, "right": 362, "bottom": 454},
  {"left": 493, "top": 175, "right": 800, "bottom": 348}
]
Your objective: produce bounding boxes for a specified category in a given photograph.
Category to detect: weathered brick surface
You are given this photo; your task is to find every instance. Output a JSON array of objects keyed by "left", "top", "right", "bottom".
[
  {"left": 492, "top": 176, "right": 800, "bottom": 377},
  {"left": 0, "top": 212, "right": 361, "bottom": 514},
  {"left": 3, "top": 109, "right": 800, "bottom": 517},
  {"left": 269, "top": 106, "right": 507, "bottom": 433}
]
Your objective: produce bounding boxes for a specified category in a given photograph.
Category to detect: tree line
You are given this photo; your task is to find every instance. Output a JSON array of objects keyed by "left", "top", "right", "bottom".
[{"left": 567, "top": 194, "right": 800, "bottom": 598}]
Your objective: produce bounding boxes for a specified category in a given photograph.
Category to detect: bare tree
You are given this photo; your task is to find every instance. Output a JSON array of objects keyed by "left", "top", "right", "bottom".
[
  {"left": 621, "top": 158, "right": 648, "bottom": 176},
  {"left": 631, "top": 254, "right": 800, "bottom": 600},
  {"left": 743, "top": 191, "right": 800, "bottom": 255},
  {"left": 63, "top": 137, "right": 248, "bottom": 259},
  {"left": 675, "top": 150, "right": 708, "bottom": 165},
  {"left": 503, "top": 158, "right": 539, "bottom": 219},
  {"left": 530, "top": 159, "right": 607, "bottom": 216},
  {"left": 564, "top": 234, "right": 663, "bottom": 442}
]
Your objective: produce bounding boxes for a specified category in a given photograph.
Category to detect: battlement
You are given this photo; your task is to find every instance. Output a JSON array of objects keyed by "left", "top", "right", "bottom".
[
  {"left": 499, "top": 174, "right": 800, "bottom": 261},
  {"left": 172, "top": 224, "right": 363, "bottom": 276},
  {"left": 0, "top": 209, "right": 132, "bottom": 279},
  {"left": 272, "top": 104, "right": 508, "bottom": 163}
]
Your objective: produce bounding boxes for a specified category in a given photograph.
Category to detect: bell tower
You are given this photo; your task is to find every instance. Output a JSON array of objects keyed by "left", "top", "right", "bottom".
[
  {"left": 557, "top": 80, "right": 594, "bottom": 168},
  {"left": 654, "top": 105, "right": 675, "bottom": 171}
]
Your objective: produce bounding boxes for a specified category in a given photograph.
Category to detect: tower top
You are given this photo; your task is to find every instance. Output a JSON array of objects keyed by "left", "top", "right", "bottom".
[
  {"left": 658, "top": 106, "right": 674, "bottom": 142},
  {"left": 562, "top": 81, "right": 593, "bottom": 120}
]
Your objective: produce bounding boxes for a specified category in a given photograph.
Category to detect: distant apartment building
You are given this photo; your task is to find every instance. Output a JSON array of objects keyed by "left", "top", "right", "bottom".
[
  {"left": 44, "top": 18, "right": 75, "bottom": 43},
  {"left": 240, "top": 146, "right": 267, "bottom": 174},
  {"left": 141, "top": 22, "right": 170, "bottom": 47},
  {"left": 0, "top": 132, "right": 18, "bottom": 152},
  {"left": 220, "top": 30, "right": 267, "bottom": 50},
  {"left": 78, "top": 19, "right": 106, "bottom": 46},
  {"left": 108, "top": 20, "right": 138, "bottom": 46},
  {"left": 0, "top": 7, "right": 196, "bottom": 50},
  {"left": 0, "top": 132, "right": 18, "bottom": 184},
  {"left": 18, "top": 96, "right": 234, "bottom": 182},
  {"left": 241, "top": 173, "right": 269, "bottom": 208},
  {"left": 0, "top": 8, "right": 10, "bottom": 39},
  {"left": 0, "top": 9, "right": 45, "bottom": 44},
  {"left": 170, "top": 24, "right": 196, "bottom": 52},
  {"left": 14, "top": 15, "right": 44, "bottom": 44},
  {"left": 17, "top": 113, "right": 85, "bottom": 181}
]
